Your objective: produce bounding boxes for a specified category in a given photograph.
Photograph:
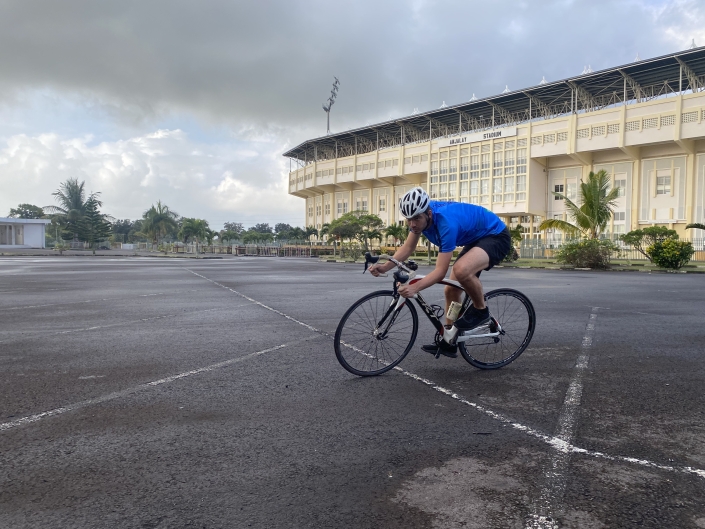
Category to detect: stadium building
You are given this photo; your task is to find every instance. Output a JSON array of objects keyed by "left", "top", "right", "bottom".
[{"left": 284, "top": 46, "right": 705, "bottom": 245}]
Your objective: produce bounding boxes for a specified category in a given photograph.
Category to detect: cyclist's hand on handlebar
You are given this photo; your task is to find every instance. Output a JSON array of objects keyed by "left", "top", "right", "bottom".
[
  {"left": 398, "top": 282, "right": 420, "bottom": 298},
  {"left": 368, "top": 263, "right": 386, "bottom": 277}
]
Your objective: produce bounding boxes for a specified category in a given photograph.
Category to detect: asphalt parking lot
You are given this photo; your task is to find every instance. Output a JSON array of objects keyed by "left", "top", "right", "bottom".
[{"left": 1, "top": 256, "right": 704, "bottom": 529}]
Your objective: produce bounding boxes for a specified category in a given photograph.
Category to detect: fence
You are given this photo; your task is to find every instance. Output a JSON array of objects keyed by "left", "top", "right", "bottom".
[
  {"left": 124, "top": 242, "right": 335, "bottom": 258},
  {"left": 519, "top": 237, "right": 705, "bottom": 261}
]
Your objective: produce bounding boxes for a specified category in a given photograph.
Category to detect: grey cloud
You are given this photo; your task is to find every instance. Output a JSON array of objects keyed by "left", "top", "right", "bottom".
[{"left": 0, "top": 0, "right": 699, "bottom": 140}]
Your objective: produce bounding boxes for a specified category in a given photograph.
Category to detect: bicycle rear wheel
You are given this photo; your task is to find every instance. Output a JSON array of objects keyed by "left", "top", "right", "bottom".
[
  {"left": 459, "top": 288, "right": 535, "bottom": 370},
  {"left": 334, "top": 290, "right": 418, "bottom": 376}
]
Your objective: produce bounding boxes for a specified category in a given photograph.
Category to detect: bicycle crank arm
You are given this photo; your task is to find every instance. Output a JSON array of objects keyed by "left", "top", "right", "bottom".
[{"left": 456, "top": 331, "right": 500, "bottom": 342}]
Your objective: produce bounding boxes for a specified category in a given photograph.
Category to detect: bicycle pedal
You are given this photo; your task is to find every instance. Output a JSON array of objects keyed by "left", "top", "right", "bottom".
[{"left": 434, "top": 351, "right": 442, "bottom": 359}]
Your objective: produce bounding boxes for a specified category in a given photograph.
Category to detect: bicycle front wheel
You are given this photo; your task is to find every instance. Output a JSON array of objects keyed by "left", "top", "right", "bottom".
[
  {"left": 459, "top": 288, "right": 535, "bottom": 370},
  {"left": 334, "top": 290, "right": 418, "bottom": 376}
]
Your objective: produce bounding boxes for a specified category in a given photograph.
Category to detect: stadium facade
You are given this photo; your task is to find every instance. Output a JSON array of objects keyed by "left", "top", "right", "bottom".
[{"left": 284, "top": 46, "right": 705, "bottom": 244}]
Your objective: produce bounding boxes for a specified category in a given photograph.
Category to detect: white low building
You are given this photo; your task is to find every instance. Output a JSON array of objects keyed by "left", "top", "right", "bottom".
[{"left": 0, "top": 218, "right": 52, "bottom": 249}]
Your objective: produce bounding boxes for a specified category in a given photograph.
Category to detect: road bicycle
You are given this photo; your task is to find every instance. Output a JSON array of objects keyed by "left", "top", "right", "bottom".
[{"left": 334, "top": 252, "right": 536, "bottom": 377}]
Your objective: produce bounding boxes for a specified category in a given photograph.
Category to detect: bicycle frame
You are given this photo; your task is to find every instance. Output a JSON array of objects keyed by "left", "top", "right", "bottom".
[{"left": 364, "top": 253, "right": 502, "bottom": 345}]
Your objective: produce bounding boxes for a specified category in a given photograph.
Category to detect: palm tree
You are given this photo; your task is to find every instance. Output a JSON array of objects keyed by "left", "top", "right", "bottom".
[
  {"left": 141, "top": 201, "right": 179, "bottom": 245},
  {"left": 384, "top": 224, "right": 408, "bottom": 247},
  {"left": 686, "top": 223, "right": 705, "bottom": 231},
  {"left": 44, "top": 178, "right": 93, "bottom": 241},
  {"left": 304, "top": 226, "right": 318, "bottom": 241},
  {"left": 538, "top": 170, "right": 620, "bottom": 239}
]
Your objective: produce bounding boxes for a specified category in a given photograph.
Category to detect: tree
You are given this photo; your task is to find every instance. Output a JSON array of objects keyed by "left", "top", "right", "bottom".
[
  {"left": 76, "top": 195, "right": 112, "bottom": 254},
  {"left": 304, "top": 226, "right": 318, "bottom": 241},
  {"left": 242, "top": 229, "right": 273, "bottom": 243},
  {"left": 141, "top": 201, "right": 179, "bottom": 245},
  {"left": 620, "top": 226, "right": 678, "bottom": 262},
  {"left": 509, "top": 224, "right": 524, "bottom": 245},
  {"left": 44, "top": 178, "right": 92, "bottom": 240},
  {"left": 384, "top": 224, "right": 408, "bottom": 247},
  {"left": 179, "top": 218, "right": 209, "bottom": 243},
  {"left": 328, "top": 214, "right": 361, "bottom": 244},
  {"left": 8, "top": 204, "right": 44, "bottom": 219},
  {"left": 538, "top": 170, "right": 620, "bottom": 239},
  {"left": 686, "top": 223, "right": 705, "bottom": 231},
  {"left": 251, "top": 223, "right": 273, "bottom": 235},
  {"left": 204, "top": 228, "right": 217, "bottom": 245},
  {"left": 112, "top": 219, "right": 133, "bottom": 243},
  {"left": 223, "top": 222, "right": 244, "bottom": 238}
]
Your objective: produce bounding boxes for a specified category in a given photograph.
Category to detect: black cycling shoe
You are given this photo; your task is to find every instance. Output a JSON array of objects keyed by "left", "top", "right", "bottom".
[
  {"left": 421, "top": 341, "right": 458, "bottom": 358},
  {"left": 455, "top": 306, "right": 491, "bottom": 331}
]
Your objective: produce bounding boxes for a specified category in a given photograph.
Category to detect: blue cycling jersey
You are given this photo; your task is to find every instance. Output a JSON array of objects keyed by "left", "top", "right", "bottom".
[{"left": 422, "top": 201, "right": 507, "bottom": 253}]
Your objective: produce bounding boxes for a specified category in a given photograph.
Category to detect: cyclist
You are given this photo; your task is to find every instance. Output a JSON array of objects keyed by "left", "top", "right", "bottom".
[{"left": 368, "top": 186, "right": 512, "bottom": 358}]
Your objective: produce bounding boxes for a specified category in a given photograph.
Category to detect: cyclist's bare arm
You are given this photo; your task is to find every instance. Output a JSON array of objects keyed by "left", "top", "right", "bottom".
[
  {"left": 397, "top": 251, "right": 452, "bottom": 298},
  {"left": 368, "top": 232, "right": 420, "bottom": 276}
]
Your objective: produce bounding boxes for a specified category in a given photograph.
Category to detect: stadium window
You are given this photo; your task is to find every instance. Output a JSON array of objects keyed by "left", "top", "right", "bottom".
[
  {"left": 308, "top": 207, "right": 313, "bottom": 217},
  {"left": 343, "top": 201, "right": 349, "bottom": 213},
  {"left": 316, "top": 171, "right": 321, "bottom": 177},
  {"left": 554, "top": 184, "right": 564, "bottom": 200},
  {"left": 413, "top": 155, "right": 420, "bottom": 163},
  {"left": 379, "top": 198, "right": 386, "bottom": 212},
  {"left": 614, "top": 211, "right": 626, "bottom": 221},
  {"left": 460, "top": 148, "right": 469, "bottom": 156},
  {"left": 656, "top": 175, "right": 671, "bottom": 195},
  {"left": 430, "top": 185, "right": 438, "bottom": 198},
  {"left": 440, "top": 160, "right": 448, "bottom": 175},
  {"left": 337, "top": 168, "right": 342, "bottom": 175},
  {"left": 404, "top": 157, "right": 411, "bottom": 164},
  {"left": 440, "top": 183, "right": 448, "bottom": 198},
  {"left": 615, "top": 179, "right": 626, "bottom": 197},
  {"left": 470, "top": 180, "right": 478, "bottom": 196},
  {"left": 460, "top": 181, "right": 469, "bottom": 196},
  {"left": 337, "top": 201, "right": 343, "bottom": 215},
  {"left": 566, "top": 183, "right": 577, "bottom": 201},
  {"left": 362, "top": 199, "right": 368, "bottom": 211},
  {"left": 493, "top": 152, "right": 503, "bottom": 167},
  {"left": 431, "top": 153, "right": 438, "bottom": 161},
  {"left": 481, "top": 179, "right": 489, "bottom": 194},
  {"left": 471, "top": 146, "right": 480, "bottom": 154},
  {"left": 504, "top": 177, "right": 514, "bottom": 193},
  {"left": 385, "top": 160, "right": 392, "bottom": 168},
  {"left": 516, "top": 175, "right": 526, "bottom": 192},
  {"left": 505, "top": 140, "right": 515, "bottom": 149},
  {"left": 481, "top": 153, "right": 490, "bottom": 169},
  {"left": 325, "top": 203, "right": 330, "bottom": 215},
  {"left": 494, "top": 142, "right": 503, "bottom": 150},
  {"left": 343, "top": 166, "right": 348, "bottom": 174},
  {"left": 393, "top": 159, "right": 398, "bottom": 166},
  {"left": 493, "top": 168, "right": 503, "bottom": 177},
  {"left": 493, "top": 178, "right": 502, "bottom": 194},
  {"left": 504, "top": 167, "right": 514, "bottom": 176},
  {"left": 421, "top": 154, "right": 428, "bottom": 162},
  {"left": 504, "top": 150, "right": 514, "bottom": 166},
  {"left": 356, "top": 165, "right": 361, "bottom": 171},
  {"left": 440, "top": 151, "right": 448, "bottom": 159}
]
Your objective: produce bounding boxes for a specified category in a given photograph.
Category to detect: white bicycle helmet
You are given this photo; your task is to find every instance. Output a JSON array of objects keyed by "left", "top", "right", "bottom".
[{"left": 399, "top": 187, "right": 430, "bottom": 219}]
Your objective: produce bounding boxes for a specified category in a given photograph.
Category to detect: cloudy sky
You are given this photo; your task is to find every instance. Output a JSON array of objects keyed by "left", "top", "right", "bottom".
[{"left": 1, "top": 0, "right": 703, "bottom": 229}]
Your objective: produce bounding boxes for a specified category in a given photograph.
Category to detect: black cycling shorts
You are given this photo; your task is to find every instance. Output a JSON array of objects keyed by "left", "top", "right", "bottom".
[{"left": 455, "top": 227, "right": 512, "bottom": 275}]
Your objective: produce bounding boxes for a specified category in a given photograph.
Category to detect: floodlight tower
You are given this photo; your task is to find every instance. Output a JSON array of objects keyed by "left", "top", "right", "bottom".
[{"left": 322, "top": 77, "right": 340, "bottom": 135}]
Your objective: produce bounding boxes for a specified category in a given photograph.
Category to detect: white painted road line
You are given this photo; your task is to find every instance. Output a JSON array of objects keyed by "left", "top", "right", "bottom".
[
  {"left": 187, "top": 270, "right": 705, "bottom": 483},
  {"left": 0, "top": 307, "right": 229, "bottom": 344},
  {"left": 525, "top": 307, "right": 598, "bottom": 529},
  {"left": 0, "top": 343, "right": 289, "bottom": 433}
]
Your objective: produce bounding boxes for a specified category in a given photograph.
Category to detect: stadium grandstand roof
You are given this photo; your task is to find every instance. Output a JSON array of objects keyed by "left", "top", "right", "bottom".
[{"left": 284, "top": 45, "right": 705, "bottom": 163}]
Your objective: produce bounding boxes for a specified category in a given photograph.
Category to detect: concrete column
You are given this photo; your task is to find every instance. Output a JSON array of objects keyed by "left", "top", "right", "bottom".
[{"left": 11, "top": 225, "right": 15, "bottom": 245}]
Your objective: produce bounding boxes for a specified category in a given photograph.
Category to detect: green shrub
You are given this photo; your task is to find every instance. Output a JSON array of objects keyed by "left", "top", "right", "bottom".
[
  {"left": 555, "top": 239, "right": 619, "bottom": 269},
  {"left": 503, "top": 248, "right": 519, "bottom": 262},
  {"left": 647, "top": 239, "right": 694, "bottom": 269}
]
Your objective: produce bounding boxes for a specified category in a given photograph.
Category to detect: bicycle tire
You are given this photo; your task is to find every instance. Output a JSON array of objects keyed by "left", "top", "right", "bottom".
[
  {"left": 334, "top": 290, "right": 418, "bottom": 377},
  {"left": 459, "top": 288, "right": 535, "bottom": 370}
]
